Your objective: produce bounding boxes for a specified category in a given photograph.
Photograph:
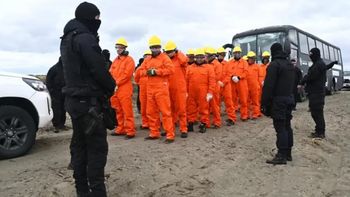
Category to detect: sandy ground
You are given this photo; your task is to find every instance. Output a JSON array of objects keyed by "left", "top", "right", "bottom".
[{"left": 1, "top": 91, "right": 350, "bottom": 197}]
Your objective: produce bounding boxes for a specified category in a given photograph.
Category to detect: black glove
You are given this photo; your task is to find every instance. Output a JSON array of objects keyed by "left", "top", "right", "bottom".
[
  {"left": 326, "top": 61, "right": 338, "bottom": 70},
  {"left": 261, "top": 105, "right": 271, "bottom": 117},
  {"left": 146, "top": 68, "right": 157, "bottom": 76}
]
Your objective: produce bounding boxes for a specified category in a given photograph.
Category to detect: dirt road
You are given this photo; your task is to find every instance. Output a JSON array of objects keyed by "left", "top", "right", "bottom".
[{"left": 1, "top": 91, "right": 350, "bottom": 197}]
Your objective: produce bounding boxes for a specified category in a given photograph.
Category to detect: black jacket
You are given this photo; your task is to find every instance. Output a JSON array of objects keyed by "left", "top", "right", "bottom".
[
  {"left": 60, "top": 19, "right": 115, "bottom": 98},
  {"left": 46, "top": 59, "right": 65, "bottom": 95},
  {"left": 261, "top": 52, "right": 295, "bottom": 107},
  {"left": 300, "top": 58, "right": 333, "bottom": 94},
  {"left": 293, "top": 66, "right": 302, "bottom": 94}
]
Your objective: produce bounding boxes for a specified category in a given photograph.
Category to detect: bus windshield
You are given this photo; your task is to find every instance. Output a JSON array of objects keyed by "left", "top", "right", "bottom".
[{"left": 233, "top": 32, "right": 286, "bottom": 61}]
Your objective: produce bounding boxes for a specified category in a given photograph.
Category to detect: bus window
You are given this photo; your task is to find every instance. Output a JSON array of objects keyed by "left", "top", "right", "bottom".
[
  {"left": 329, "top": 46, "right": 335, "bottom": 61},
  {"left": 316, "top": 40, "right": 324, "bottom": 58},
  {"left": 257, "top": 32, "right": 285, "bottom": 59},
  {"left": 337, "top": 49, "right": 342, "bottom": 64},
  {"left": 288, "top": 29, "right": 298, "bottom": 44},
  {"left": 323, "top": 43, "right": 330, "bottom": 60},
  {"left": 308, "top": 37, "right": 316, "bottom": 50},
  {"left": 233, "top": 35, "right": 256, "bottom": 56},
  {"left": 299, "top": 33, "right": 308, "bottom": 54}
]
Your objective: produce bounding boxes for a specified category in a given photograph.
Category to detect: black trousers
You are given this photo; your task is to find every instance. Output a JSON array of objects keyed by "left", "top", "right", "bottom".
[
  {"left": 70, "top": 114, "right": 108, "bottom": 197},
  {"left": 271, "top": 96, "right": 294, "bottom": 156},
  {"left": 136, "top": 85, "right": 141, "bottom": 114},
  {"left": 51, "top": 95, "right": 66, "bottom": 128},
  {"left": 308, "top": 93, "right": 325, "bottom": 135}
]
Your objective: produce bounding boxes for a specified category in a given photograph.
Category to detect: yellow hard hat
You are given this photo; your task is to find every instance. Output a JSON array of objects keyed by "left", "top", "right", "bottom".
[
  {"left": 144, "top": 49, "right": 151, "bottom": 55},
  {"left": 217, "top": 47, "right": 226, "bottom": 53},
  {"left": 148, "top": 35, "right": 161, "bottom": 47},
  {"left": 247, "top": 51, "right": 256, "bottom": 58},
  {"left": 115, "top": 37, "right": 128, "bottom": 47},
  {"left": 205, "top": 47, "right": 216, "bottom": 54},
  {"left": 233, "top": 46, "right": 242, "bottom": 53},
  {"left": 164, "top": 40, "right": 177, "bottom": 51},
  {"left": 262, "top": 51, "right": 271, "bottom": 57},
  {"left": 194, "top": 48, "right": 205, "bottom": 56},
  {"left": 187, "top": 49, "right": 195, "bottom": 55},
  {"left": 242, "top": 55, "right": 248, "bottom": 61}
]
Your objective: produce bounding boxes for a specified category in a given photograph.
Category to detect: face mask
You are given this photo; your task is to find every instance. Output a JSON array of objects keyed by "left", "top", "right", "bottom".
[{"left": 234, "top": 53, "right": 241, "bottom": 60}]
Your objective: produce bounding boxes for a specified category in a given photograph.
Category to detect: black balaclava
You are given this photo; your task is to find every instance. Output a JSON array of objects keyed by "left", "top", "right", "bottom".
[
  {"left": 102, "top": 49, "right": 110, "bottom": 60},
  {"left": 309, "top": 48, "right": 321, "bottom": 63},
  {"left": 75, "top": 2, "right": 101, "bottom": 35},
  {"left": 270, "top": 43, "right": 283, "bottom": 61}
]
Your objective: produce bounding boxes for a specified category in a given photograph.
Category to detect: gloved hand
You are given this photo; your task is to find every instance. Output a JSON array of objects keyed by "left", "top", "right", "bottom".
[
  {"left": 218, "top": 81, "right": 224, "bottom": 87},
  {"left": 206, "top": 93, "right": 213, "bottom": 102},
  {"left": 114, "top": 85, "right": 118, "bottom": 92},
  {"left": 261, "top": 105, "right": 271, "bottom": 117},
  {"left": 231, "top": 76, "right": 240, "bottom": 83},
  {"left": 146, "top": 68, "right": 157, "bottom": 76},
  {"left": 261, "top": 81, "right": 264, "bottom": 86}
]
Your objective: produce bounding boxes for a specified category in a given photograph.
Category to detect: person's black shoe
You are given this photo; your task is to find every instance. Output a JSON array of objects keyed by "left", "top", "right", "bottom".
[
  {"left": 226, "top": 119, "right": 235, "bottom": 126},
  {"left": 309, "top": 132, "right": 325, "bottom": 139},
  {"left": 212, "top": 125, "right": 220, "bottom": 129},
  {"left": 53, "top": 128, "right": 60, "bottom": 133},
  {"left": 161, "top": 132, "right": 167, "bottom": 137},
  {"left": 180, "top": 132, "right": 188, "bottom": 138},
  {"left": 199, "top": 123, "right": 206, "bottom": 133},
  {"left": 164, "top": 139, "right": 174, "bottom": 144},
  {"left": 140, "top": 125, "right": 149, "bottom": 130},
  {"left": 266, "top": 154, "right": 287, "bottom": 165},
  {"left": 144, "top": 136, "right": 160, "bottom": 140},
  {"left": 125, "top": 135, "right": 135, "bottom": 140},
  {"left": 187, "top": 122, "right": 194, "bottom": 132}
]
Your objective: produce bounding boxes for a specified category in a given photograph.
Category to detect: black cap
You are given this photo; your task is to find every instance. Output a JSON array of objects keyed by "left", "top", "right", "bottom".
[
  {"left": 75, "top": 2, "right": 100, "bottom": 20},
  {"left": 270, "top": 43, "right": 283, "bottom": 54},
  {"left": 309, "top": 48, "right": 320, "bottom": 58}
]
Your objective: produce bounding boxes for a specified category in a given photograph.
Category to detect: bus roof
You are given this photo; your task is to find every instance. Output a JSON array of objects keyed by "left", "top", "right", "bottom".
[{"left": 232, "top": 25, "right": 340, "bottom": 50}]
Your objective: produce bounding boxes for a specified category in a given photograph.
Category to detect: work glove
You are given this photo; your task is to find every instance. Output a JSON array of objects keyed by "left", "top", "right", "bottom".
[
  {"left": 231, "top": 76, "right": 240, "bottom": 83},
  {"left": 146, "top": 68, "right": 157, "bottom": 76},
  {"left": 261, "top": 81, "right": 264, "bottom": 86},
  {"left": 206, "top": 93, "right": 213, "bottom": 102},
  {"left": 114, "top": 85, "right": 118, "bottom": 92},
  {"left": 218, "top": 81, "right": 224, "bottom": 87}
]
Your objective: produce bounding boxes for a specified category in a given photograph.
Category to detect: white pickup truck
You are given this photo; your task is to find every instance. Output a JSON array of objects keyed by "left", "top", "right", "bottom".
[{"left": 0, "top": 71, "right": 53, "bottom": 159}]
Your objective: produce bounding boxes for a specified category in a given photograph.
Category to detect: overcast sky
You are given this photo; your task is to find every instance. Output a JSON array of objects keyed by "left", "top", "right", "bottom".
[{"left": 0, "top": 0, "right": 349, "bottom": 75}]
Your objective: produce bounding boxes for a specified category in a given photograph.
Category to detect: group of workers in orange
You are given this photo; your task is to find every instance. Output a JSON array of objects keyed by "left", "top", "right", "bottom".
[{"left": 108, "top": 35, "right": 271, "bottom": 144}]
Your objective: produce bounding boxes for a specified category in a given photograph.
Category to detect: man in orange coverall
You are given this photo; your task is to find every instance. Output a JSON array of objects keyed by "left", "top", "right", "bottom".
[
  {"left": 259, "top": 51, "right": 270, "bottom": 107},
  {"left": 186, "top": 49, "right": 195, "bottom": 65},
  {"left": 164, "top": 41, "right": 188, "bottom": 138},
  {"left": 246, "top": 51, "right": 261, "bottom": 119},
  {"left": 134, "top": 50, "right": 151, "bottom": 129},
  {"left": 205, "top": 47, "right": 222, "bottom": 128},
  {"left": 110, "top": 37, "right": 136, "bottom": 139},
  {"left": 186, "top": 48, "right": 216, "bottom": 133},
  {"left": 139, "top": 35, "right": 175, "bottom": 143},
  {"left": 217, "top": 47, "right": 236, "bottom": 125},
  {"left": 230, "top": 46, "right": 249, "bottom": 121}
]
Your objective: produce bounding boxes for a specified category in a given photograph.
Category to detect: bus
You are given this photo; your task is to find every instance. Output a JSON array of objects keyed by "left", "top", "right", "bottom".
[{"left": 224, "top": 25, "right": 344, "bottom": 95}]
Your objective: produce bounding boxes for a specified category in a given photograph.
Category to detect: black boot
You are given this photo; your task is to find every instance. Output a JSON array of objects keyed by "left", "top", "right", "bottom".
[
  {"left": 309, "top": 132, "right": 325, "bottom": 139},
  {"left": 226, "top": 119, "right": 235, "bottom": 126},
  {"left": 266, "top": 153, "right": 287, "bottom": 165},
  {"left": 199, "top": 122, "right": 206, "bottom": 133},
  {"left": 187, "top": 122, "right": 194, "bottom": 132},
  {"left": 287, "top": 149, "right": 292, "bottom": 161}
]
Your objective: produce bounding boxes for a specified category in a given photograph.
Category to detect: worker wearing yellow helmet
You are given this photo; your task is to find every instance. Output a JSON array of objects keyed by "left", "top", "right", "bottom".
[
  {"left": 164, "top": 40, "right": 189, "bottom": 138},
  {"left": 186, "top": 48, "right": 216, "bottom": 133},
  {"left": 141, "top": 35, "right": 175, "bottom": 143},
  {"left": 110, "top": 37, "right": 136, "bottom": 138},
  {"left": 217, "top": 47, "right": 236, "bottom": 125},
  {"left": 134, "top": 49, "right": 152, "bottom": 130},
  {"left": 246, "top": 51, "right": 261, "bottom": 119},
  {"left": 259, "top": 51, "right": 271, "bottom": 107},
  {"left": 205, "top": 47, "right": 222, "bottom": 128},
  {"left": 229, "top": 46, "right": 249, "bottom": 121},
  {"left": 186, "top": 49, "right": 195, "bottom": 65}
]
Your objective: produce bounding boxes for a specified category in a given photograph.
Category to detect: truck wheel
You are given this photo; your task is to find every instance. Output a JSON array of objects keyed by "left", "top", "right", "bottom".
[{"left": 0, "top": 105, "right": 36, "bottom": 159}]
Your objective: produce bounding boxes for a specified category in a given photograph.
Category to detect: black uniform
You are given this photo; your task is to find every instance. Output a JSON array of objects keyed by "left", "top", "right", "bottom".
[
  {"left": 300, "top": 48, "right": 336, "bottom": 138},
  {"left": 46, "top": 58, "right": 66, "bottom": 130},
  {"left": 293, "top": 66, "right": 303, "bottom": 108},
  {"left": 102, "top": 49, "right": 112, "bottom": 70},
  {"left": 262, "top": 43, "right": 295, "bottom": 164},
  {"left": 60, "top": 2, "right": 115, "bottom": 197}
]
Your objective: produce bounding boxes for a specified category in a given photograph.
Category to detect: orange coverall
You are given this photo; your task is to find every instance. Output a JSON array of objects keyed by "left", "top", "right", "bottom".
[
  {"left": 134, "top": 63, "right": 149, "bottom": 128},
  {"left": 220, "top": 60, "right": 236, "bottom": 122},
  {"left": 207, "top": 59, "right": 222, "bottom": 127},
  {"left": 186, "top": 64, "right": 216, "bottom": 126},
  {"left": 140, "top": 53, "right": 175, "bottom": 140},
  {"left": 246, "top": 63, "right": 261, "bottom": 118},
  {"left": 229, "top": 58, "right": 249, "bottom": 120},
  {"left": 168, "top": 51, "right": 188, "bottom": 133},
  {"left": 110, "top": 55, "right": 136, "bottom": 136}
]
